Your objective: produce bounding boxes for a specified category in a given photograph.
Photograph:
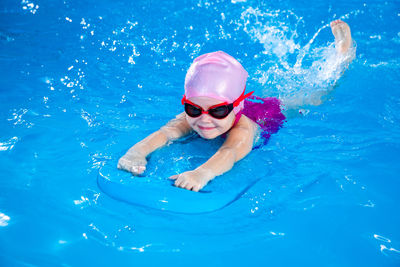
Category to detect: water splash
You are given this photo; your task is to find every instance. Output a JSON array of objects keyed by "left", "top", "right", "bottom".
[
  {"left": 21, "top": 0, "right": 39, "bottom": 14},
  {"left": 238, "top": 7, "right": 356, "bottom": 108}
]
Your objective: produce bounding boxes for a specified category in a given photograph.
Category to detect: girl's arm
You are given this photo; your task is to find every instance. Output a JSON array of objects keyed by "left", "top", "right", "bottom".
[
  {"left": 170, "top": 115, "right": 258, "bottom": 192},
  {"left": 118, "top": 112, "right": 192, "bottom": 175}
]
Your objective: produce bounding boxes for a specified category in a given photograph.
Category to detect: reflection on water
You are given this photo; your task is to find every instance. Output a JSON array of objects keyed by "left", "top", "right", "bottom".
[{"left": 0, "top": 0, "right": 399, "bottom": 265}]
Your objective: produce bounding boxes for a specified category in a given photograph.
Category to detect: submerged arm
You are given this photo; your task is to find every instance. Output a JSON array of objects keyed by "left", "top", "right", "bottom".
[
  {"left": 171, "top": 116, "right": 257, "bottom": 191},
  {"left": 118, "top": 112, "right": 192, "bottom": 175}
]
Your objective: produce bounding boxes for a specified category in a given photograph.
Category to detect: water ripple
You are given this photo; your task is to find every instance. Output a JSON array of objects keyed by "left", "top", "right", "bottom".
[{"left": 0, "top": 136, "right": 19, "bottom": 151}]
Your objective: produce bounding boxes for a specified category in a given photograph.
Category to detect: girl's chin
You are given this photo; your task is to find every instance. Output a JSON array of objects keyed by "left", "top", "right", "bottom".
[{"left": 196, "top": 129, "right": 219, "bottom": 139}]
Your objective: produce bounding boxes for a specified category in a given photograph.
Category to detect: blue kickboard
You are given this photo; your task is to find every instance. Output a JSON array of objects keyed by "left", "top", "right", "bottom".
[{"left": 97, "top": 159, "right": 262, "bottom": 214}]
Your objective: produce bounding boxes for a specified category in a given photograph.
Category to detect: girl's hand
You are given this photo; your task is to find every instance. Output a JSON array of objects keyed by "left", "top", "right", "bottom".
[
  {"left": 169, "top": 168, "right": 214, "bottom": 192},
  {"left": 117, "top": 150, "right": 147, "bottom": 175}
]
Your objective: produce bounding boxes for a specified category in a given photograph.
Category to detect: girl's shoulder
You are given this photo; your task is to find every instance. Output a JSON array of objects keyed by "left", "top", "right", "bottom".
[
  {"left": 238, "top": 113, "right": 259, "bottom": 128},
  {"left": 226, "top": 114, "right": 258, "bottom": 140}
]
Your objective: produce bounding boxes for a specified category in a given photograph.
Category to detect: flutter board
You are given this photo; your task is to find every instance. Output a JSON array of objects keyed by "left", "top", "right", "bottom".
[{"left": 97, "top": 158, "right": 262, "bottom": 214}]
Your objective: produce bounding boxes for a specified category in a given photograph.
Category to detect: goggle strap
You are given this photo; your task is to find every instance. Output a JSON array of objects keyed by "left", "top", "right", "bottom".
[
  {"left": 233, "top": 90, "right": 254, "bottom": 107},
  {"left": 182, "top": 87, "right": 254, "bottom": 108}
]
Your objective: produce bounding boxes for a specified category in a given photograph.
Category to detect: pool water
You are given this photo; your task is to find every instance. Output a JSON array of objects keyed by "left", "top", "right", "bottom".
[{"left": 1, "top": 0, "right": 399, "bottom": 266}]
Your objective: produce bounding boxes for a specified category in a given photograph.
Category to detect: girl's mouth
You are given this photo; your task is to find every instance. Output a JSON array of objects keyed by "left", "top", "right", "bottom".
[{"left": 198, "top": 125, "right": 215, "bottom": 131}]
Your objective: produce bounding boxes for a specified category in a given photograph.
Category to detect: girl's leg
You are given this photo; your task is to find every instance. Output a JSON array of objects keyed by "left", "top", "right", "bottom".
[
  {"left": 281, "top": 20, "right": 354, "bottom": 113},
  {"left": 331, "top": 20, "right": 352, "bottom": 54}
]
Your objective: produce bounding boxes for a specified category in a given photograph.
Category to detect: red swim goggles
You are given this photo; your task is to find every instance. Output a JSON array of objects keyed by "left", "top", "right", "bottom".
[{"left": 181, "top": 89, "right": 254, "bottom": 119}]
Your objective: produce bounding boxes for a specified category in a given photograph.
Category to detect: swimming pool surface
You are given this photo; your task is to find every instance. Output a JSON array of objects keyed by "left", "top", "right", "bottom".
[{"left": 1, "top": 0, "right": 399, "bottom": 266}]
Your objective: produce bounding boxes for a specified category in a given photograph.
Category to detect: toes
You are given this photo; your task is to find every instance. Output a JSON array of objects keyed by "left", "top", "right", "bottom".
[{"left": 331, "top": 20, "right": 343, "bottom": 27}]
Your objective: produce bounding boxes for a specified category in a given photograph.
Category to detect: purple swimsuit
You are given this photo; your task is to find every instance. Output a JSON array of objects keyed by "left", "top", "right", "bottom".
[{"left": 234, "top": 95, "right": 286, "bottom": 147}]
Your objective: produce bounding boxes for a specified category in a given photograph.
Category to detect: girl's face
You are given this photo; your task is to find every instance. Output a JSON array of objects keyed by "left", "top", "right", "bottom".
[{"left": 185, "top": 96, "right": 236, "bottom": 139}]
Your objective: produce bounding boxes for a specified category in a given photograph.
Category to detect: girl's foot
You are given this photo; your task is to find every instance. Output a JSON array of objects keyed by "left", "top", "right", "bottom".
[{"left": 330, "top": 20, "right": 352, "bottom": 54}]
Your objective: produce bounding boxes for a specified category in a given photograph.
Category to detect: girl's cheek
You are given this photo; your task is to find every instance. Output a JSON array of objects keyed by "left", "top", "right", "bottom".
[
  {"left": 189, "top": 120, "right": 198, "bottom": 129},
  {"left": 185, "top": 116, "right": 196, "bottom": 128}
]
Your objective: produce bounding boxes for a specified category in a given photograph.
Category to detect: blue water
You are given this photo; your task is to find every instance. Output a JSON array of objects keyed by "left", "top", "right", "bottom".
[{"left": 1, "top": 0, "right": 400, "bottom": 266}]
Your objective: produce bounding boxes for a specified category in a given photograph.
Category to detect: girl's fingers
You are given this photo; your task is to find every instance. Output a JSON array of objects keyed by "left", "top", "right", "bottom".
[
  {"left": 137, "top": 166, "right": 146, "bottom": 174},
  {"left": 169, "top": 175, "right": 179, "bottom": 180},
  {"left": 176, "top": 180, "right": 187, "bottom": 188},
  {"left": 185, "top": 184, "right": 193, "bottom": 190},
  {"left": 193, "top": 185, "right": 201, "bottom": 192},
  {"left": 117, "top": 158, "right": 127, "bottom": 169},
  {"left": 130, "top": 165, "right": 140, "bottom": 173},
  {"left": 129, "top": 165, "right": 146, "bottom": 175},
  {"left": 174, "top": 176, "right": 183, "bottom": 186},
  {"left": 170, "top": 174, "right": 202, "bottom": 192}
]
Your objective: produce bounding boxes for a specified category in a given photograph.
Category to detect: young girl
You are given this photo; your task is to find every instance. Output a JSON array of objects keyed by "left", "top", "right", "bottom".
[{"left": 118, "top": 20, "right": 353, "bottom": 192}]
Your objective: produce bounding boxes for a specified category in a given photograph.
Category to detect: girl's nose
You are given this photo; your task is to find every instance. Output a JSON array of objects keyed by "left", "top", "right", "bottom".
[{"left": 199, "top": 113, "right": 213, "bottom": 122}]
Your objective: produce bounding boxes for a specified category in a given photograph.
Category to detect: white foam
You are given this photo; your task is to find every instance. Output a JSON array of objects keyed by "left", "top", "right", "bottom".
[
  {"left": 0, "top": 212, "right": 10, "bottom": 227},
  {"left": 238, "top": 7, "right": 356, "bottom": 108}
]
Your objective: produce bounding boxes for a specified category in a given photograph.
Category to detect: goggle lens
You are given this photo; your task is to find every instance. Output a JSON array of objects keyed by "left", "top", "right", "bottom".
[
  {"left": 184, "top": 103, "right": 202, "bottom": 117},
  {"left": 184, "top": 103, "right": 232, "bottom": 119},
  {"left": 208, "top": 105, "right": 231, "bottom": 119}
]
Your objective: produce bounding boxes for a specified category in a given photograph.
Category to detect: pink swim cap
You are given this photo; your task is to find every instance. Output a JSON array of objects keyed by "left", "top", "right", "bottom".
[{"left": 184, "top": 51, "right": 249, "bottom": 114}]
